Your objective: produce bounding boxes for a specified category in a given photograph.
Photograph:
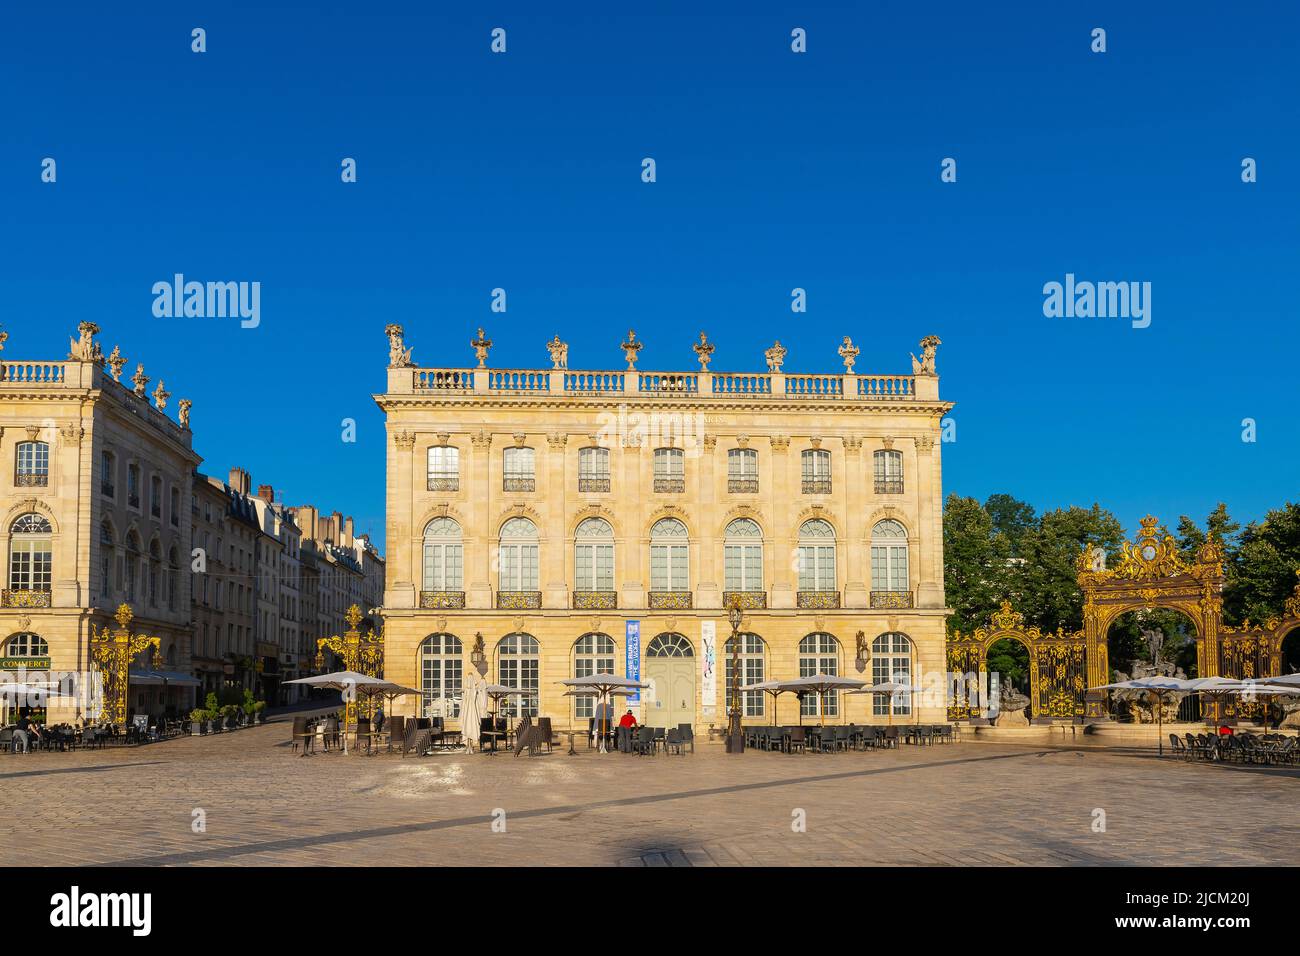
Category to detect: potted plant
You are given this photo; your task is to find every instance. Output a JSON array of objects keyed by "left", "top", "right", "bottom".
[
  {"left": 254, "top": 700, "right": 268, "bottom": 724},
  {"left": 189, "top": 708, "right": 207, "bottom": 736}
]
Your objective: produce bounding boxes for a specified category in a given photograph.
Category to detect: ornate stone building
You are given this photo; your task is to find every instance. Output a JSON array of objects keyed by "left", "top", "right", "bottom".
[
  {"left": 0, "top": 323, "right": 200, "bottom": 721},
  {"left": 376, "top": 326, "right": 952, "bottom": 732}
]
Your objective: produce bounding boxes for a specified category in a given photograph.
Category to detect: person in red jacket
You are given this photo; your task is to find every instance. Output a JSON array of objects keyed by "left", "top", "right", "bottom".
[{"left": 618, "top": 709, "right": 638, "bottom": 729}]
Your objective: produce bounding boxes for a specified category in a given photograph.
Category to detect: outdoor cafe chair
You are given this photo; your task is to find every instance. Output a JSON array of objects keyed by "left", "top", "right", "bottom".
[
  {"left": 665, "top": 727, "right": 684, "bottom": 755},
  {"left": 786, "top": 726, "right": 806, "bottom": 754},
  {"left": 633, "top": 726, "right": 657, "bottom": 756},
  {"left": 677, "top": 723, "right": 695, "bottom": 753},
  {"left": 536, "top": 717, "right": 554, "bottom": 753},
  {"left": 881, "top": 726, "right": 900, "bottom": 749},
  {"left": 290, "top": 716, "right": 314, "bottom": 756},
  {"left": 384, "top": 716, "right": 406, "bottom": 754}
]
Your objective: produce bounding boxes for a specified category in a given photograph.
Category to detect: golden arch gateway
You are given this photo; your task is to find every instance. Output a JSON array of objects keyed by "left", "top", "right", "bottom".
[
  {"left": 946, "top": 602, "right": 1086, "bottom": 722},
  {"left": 1078, "top": 515, "right": 1224, "bottom": 719}
]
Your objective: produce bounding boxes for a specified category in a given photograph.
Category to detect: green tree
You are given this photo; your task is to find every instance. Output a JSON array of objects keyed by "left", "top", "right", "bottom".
[
  {"left": 943, "top": 494, "right": 1011, "bottom": 634},
  {"left": 1225, "top": 502, "right": 1300, "bottom": 625},
  {"left": 1016, "top": 504, "right": 1125, "bottom": 634},
  {"left": 984, "top": 494, "right": 1037, "bottom": 557}
]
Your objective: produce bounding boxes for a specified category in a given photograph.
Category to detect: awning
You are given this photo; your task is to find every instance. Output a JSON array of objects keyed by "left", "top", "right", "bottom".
[{"left": 128, "top": 670, "right": 202, "bottom": 687}]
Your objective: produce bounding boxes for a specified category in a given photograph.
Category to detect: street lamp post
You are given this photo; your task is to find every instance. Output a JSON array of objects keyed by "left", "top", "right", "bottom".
[{"left": 726, "top": 598, "right": 744, "bottom": 754}]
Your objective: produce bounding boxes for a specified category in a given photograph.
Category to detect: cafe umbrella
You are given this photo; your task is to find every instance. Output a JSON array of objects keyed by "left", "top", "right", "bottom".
[
  {"left": 846, "top": 681, "right": 917, "bottom": 726},
  {"left": 283, "top": 671, "right": 389, "bottom": 755},
  {"left": 739, "top": 679, "right": 799, "bottom": 726},
  {"left": 1090, "top": 676, "right": 1199, "bottom": 756},
  {"left": 558, "top": 674, "right": 650, "bottom": 752},
  {"left": 770, "top": 674, "right": 867, "bottom": 726}
]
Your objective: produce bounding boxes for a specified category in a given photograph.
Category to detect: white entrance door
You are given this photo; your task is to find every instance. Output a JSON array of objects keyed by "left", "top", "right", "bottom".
[{"left": 644, "top": 632, "right": 697, "bottom": 728}]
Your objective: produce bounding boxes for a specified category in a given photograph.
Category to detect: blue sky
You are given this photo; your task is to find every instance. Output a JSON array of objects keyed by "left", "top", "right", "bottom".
[{"left": 3, "top": 1, "right": 1296, "bottom": 550}]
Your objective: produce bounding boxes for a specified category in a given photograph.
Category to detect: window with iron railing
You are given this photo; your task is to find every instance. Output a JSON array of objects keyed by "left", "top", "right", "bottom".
[
  {"left": 427, "top": 446, "right": 460, "bottom": 492},
  {"left": 653, "top": 448, "right": 684, "bottom": 493},
  {"left": 100, "top": 451, "right": 116, "bottom": 498},
  {"left": 801, "top": 449, "right": 831, "bottom": 494},
  {"left": 503, "top": 447, "right": 536, "bottom": 492},
  {"left": 127, "top": 465, "right": 140, "bottom": 508},
  {"left": 15, "top": 441, "right": 49, "bottom": 487},
  {"left": 874, "top": 449, "right": 904, "bottom": 494},
  {"left": 727, "top": 448, "right": 758, "bottom": 493},
  {"left": 578, "top": 446, "right": 610, "bottom": 492}
]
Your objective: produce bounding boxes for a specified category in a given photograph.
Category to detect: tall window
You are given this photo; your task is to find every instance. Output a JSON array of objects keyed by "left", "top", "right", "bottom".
[
  {"left": 503, "top": 447, "right": 535, "bottom": 492},
  {"left": 150, "top": 476, "right": 162, "bottom": 517},
  {"left": 578, "top": 447, "right": 610, "bottom": 492},
  {"left": 871, "top": 632, "right": 913, "bottom": 716},
  {"left": 148, "top": 540, "right": 161, "bottom": 606},
  {"left": 724, "top": 633, "right": 766, "bottom": 718},
  {"left": 574, "top": 518, "right": 614, "bottom": 592},
  {"left": 727, "top": 448, "right": 758, "bottom": 493},
  {"left": 420, "top": 633, "right": 463, "bottom": 718},
  {"left": 498, "top": 518, "right": 539, "bottom": 591},
  {"left": 723, "top": 518, "right": 764, "bottom": 592},
  {"left": 871, "top": 520, "right": 910, "bottom": 593},
  {"left": 127, "top": 463, "right": 140, "bottom": 508},
  {"left": 650, "top": 518, "right": 689, "bottom": 592},
  {"left": 168, "top": 547, "right": 179, "bottom": 611},
  {"left": 15, "top": 441, "right": 49, "bottom": 486},
  {"left": 422, "top": 518, "right": 463, "bottom": 591},
  {"left": 170, "top": 487, "right": 180, "bottom": 526},
  {"left": 801, "top": 449, "right": 831, "bottom": 494},
  {"left": 799, "top": 633, "right": 841, "bottom": 717},
  {"left": 427, "top": 446, "right": 460, "bottom": 491},
  {"left": 8, "top": 514, "right": 52, "bottom": 595},
  {"left": 873, "top": 450, "right": 904, "bottom": 494},
  {"left": 99, "top": 523, "right": 114, "bottom": 598},
  {"left": 497, "top": 633, "right": 540, "bottom": 717},
  {"left": 653, "top": 448, "right": 684, "bottom": 493},
  {"left": 100, "top": 450, "right": 116, "bottom": 498},
  {"left": 797, "top": 519, "right": 836, "bottom": 592},
  {"left": 572, "top": 633, "right": 615, "bottom": 719},
  {"left": 124, "top": 532, "right": 140, "bottom": 601}
]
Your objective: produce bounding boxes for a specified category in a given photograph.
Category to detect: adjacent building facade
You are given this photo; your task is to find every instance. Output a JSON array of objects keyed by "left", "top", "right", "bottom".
[
  {"left": 376, "top": 327, "right": 952, "bottom": 732},
  {"left": 0, "top": 323, "right": 384, "bottom": 722}
]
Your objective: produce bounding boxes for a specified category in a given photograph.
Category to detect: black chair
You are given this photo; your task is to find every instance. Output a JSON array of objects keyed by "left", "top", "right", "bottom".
[
  {"left": 786, "top": 727, "right": 806, "bottom": 754},
  {"left": 290, "top": 716, "right": 313, "bottom": 756},
  {"left": 384, "top": 715, "right": 406, "bottom": 753},
  {"left": 881, "top": 726, "right": 900, "bottom": 749},
  {"left": 536, "top": 717, "right": 554, "bottom": 754},
  {"left": 664, "top": 728, "right": 684, "bottom": 755},
  {"left": 633, "top": 726, "right": 657, "bottom": 755},
  {"left": 678, "top": 723, "right": 695, "bottom": 754}
]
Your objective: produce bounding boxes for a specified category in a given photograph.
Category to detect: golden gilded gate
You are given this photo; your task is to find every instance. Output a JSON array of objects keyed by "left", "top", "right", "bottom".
[{"left": 946, "top": 601, "right": 1087, "bottom": 721}]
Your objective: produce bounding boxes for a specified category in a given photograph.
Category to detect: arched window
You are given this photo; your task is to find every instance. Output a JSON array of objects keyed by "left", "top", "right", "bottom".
[
  {"left": 572, "top": 633, "right": 616, "bottom": 719},
  {"left": 650, "top": 518, "right": 689, "bottom": 594},
  {"left": 167, "top": 547, "right": 180, "bottom": 612},
  {"left": 799, "top": 633, "right": 841, "bottom": 717},
  {"left": 646, "top": 633, "right": 694, "bottom": 657},
  {"left": 870, "top": 520, "right": 909, "bottom": 596},
  {"left": 724, "top": 518, "right": 763, "bottom": 593},
  {"left": 574, "top": 518, "right": 614, "bottom": 592},
  {"left": 427, "top": 446, "right": 460, "bottom": 492},
  {"left": 148, "top": 539, "right": 161, "bottom": 606},
  {"left": 498, "top": 518, "right": 538, "bottom": 592},
  {"left": 422, "top": 518, "right": 463, "bottom": 591},
  {"left": 801, "top": 449, "right": 831, "bottom": 494},
  {"left": 8, "top": 514, "right": 52, "bottom": 596},
  {"left": 99, "top": 523, "right": 115, "bottom": 599},
  {"left": 420, "top": 633, "right": 463, "bottom": 718},
  {"left": 496, "top": 633, "right": 540, "bottom": 717},
  {"left": 873, "top": 449, "right": 903, "bottom": 494},
  {"left": 727, "top": 448, "right": 758, "bottom": 493},
  {"left": 724, "top": 632, "right": 766, "bottom": 718},
  {"left": 3, "top": 632, "right": 49, "bottom": 658},
  {"left": 797, "top": 519, "right": 836, "bottom": 592},
  {"left": 15, "top": 441, "right": 49, "bottom": 486},
  {"left": 871, "top": 632, "right": 913, "bottom": 717},
  {"left": 578, "top": 447, "right": 610, "bottom": 492},
  {"left": 124, "top": 531, "right": 141, "bottom": 601}
]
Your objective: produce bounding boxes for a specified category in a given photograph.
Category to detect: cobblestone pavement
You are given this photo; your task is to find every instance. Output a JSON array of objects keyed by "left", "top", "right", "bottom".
[{"left": 3, "top": 713, "right": 1298, "bottom": 867}]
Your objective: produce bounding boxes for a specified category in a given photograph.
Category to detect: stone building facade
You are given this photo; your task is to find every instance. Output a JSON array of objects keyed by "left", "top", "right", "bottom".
[{"left": 376, "top": 327, "right": 952, "bottom": 732}]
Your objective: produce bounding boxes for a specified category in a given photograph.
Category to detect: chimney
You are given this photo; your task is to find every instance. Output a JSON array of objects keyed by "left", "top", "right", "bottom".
[
  {"left": 257, "top": 484, "right": 275, "bottom": 502},
  {"left": 344, "top": 516, "right": 355, "bottom": 545},
  {"left": 297, "top": 505, "right": 318, "bottom": 540},
  {"left": 228, "top": 467, "right": 251, "bottom": 495}
]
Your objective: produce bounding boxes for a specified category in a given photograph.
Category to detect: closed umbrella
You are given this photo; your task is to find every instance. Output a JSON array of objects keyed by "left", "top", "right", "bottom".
[{"left": 459, "top": 668, "right": 488, "bottom": 752}]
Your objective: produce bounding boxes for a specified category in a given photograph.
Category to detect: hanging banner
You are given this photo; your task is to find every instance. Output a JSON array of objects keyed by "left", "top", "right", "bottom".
[
  {"left": 700, "top": 621, "right": 717, "bottom": 716},
  {"left": 625, "top": 620, "right": 641, "bottom": 704}
]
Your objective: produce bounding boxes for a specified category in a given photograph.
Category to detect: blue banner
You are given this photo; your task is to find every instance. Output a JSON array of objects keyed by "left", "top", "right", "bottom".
[{"left": 625, "top": 620, "right": 641, "bottom": 704}]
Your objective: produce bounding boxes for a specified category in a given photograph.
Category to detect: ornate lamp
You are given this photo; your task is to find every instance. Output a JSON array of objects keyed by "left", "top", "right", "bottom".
[
  {"left": 854, "top": 630, "right": 871, "bottom": 673},
  {"left": 726, "top": 597, "right": 745, "bottom": 754},
  {"left": 470, "top": 632, "right": 487, "bottom": 674}
]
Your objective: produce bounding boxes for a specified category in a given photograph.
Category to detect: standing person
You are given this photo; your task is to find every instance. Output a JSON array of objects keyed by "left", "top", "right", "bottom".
[
  {"left": 12, "top": 712, "right": 33, "bottom": 752},
  {"left": 460, "top": 664, "right": 487, "bottom": 753},
  {"left": 593, "top": 698, "right": 614, "bottom": 748}
]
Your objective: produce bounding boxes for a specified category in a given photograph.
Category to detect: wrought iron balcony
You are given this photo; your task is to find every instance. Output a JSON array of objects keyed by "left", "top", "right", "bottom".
[
  {"left": 128, "top": 493, "right": 140, "bottom": 508},
  {"left": 15, "top": 472, "right": 47, "bottom": 487},
  {"left": 874, "top": 478, "right": 904, "bottom": 495},
  {"left": 648, "top": 591, "right": 693, "bottom": 610},
  {"left": 723, "top": 590, "right": 767, "bottom": 610},
  {"left": 797, "top": 590, "right": 841, "bottom": 609},
  {"left": 802, "top": 478, "right": 832, "bottom": 495},
  {"left": 420, "top": 590, "right": 466, "bottom": 609},
  {"left": 427, "top": 477, "right": 459, "bottom": 492},
  {"left": 2, "top": 589, "right": 51, "bottom": 609},
  {"left": 502, "top": 477, "right": 535, "bottom": 493},
  {"left": 496, "top": 590, "right": 542, "bottom": 609},
  {"left": 572, "top": 590, "right": 617, "bottom": 610},
  {"left": 654, "top": 477, "right": 685, "bottom": 493},
  {"left": 578, "top": 477, "right": 610, "bottom": 493},
  {"left": 727, "top": 478, "right": 758, "bottom": 494},
  {"left": 103, "top": 482, "right": 116, "bottom": 498},
  {"left": 870, "top": 590, "right": 914, "bottom": 609}
]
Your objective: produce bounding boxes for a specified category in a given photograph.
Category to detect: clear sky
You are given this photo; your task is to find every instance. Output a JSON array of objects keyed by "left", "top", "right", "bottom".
[{"left": 3, "top": 1, "right": 1296, "bottom": 551}]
